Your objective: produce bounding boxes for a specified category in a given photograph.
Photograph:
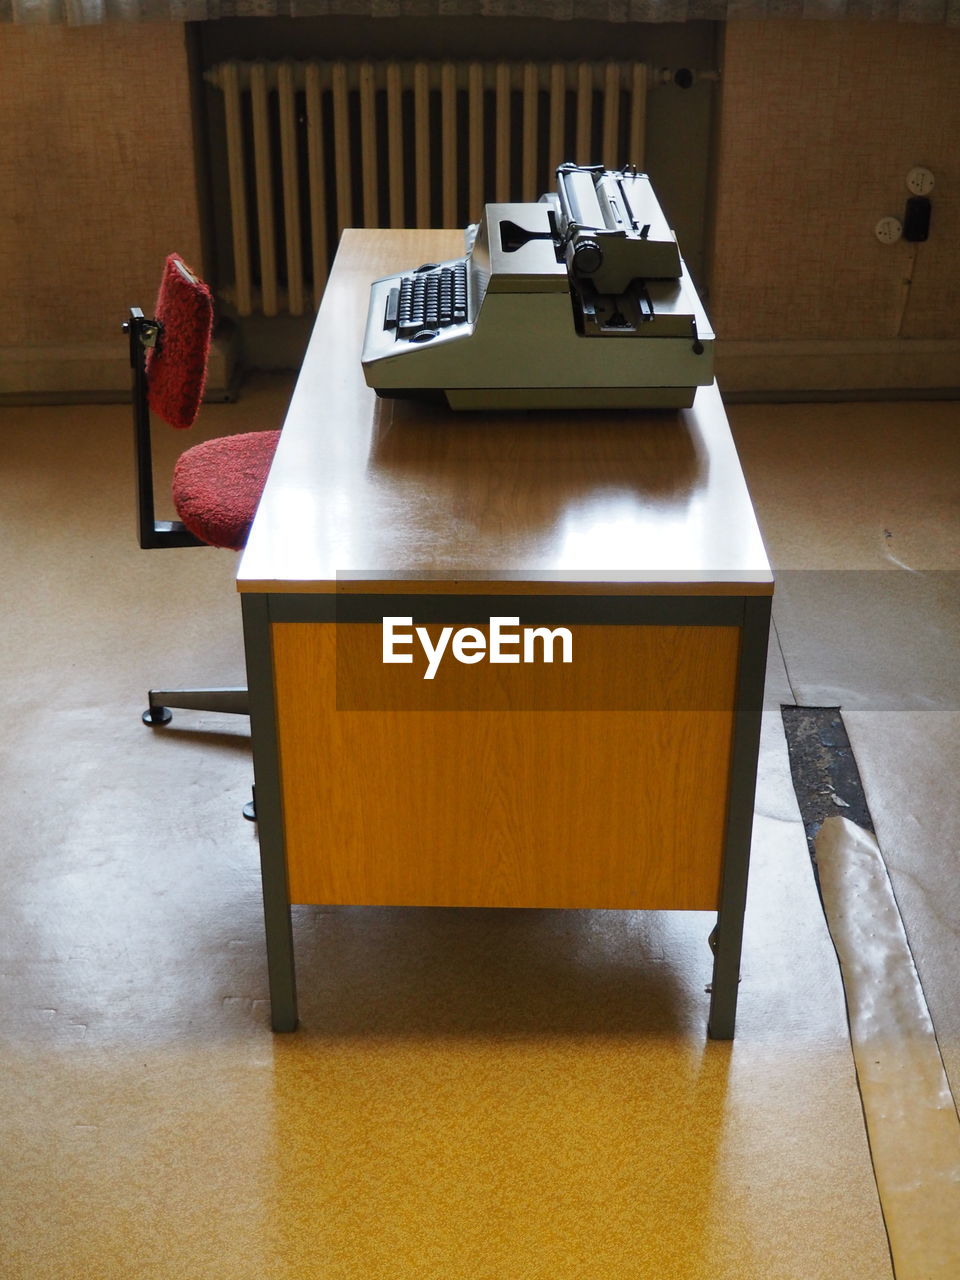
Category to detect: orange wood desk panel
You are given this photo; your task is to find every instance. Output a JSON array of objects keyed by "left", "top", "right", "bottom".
[{"left": 237, "top": 229, "right": 773, "bottom": 1037}]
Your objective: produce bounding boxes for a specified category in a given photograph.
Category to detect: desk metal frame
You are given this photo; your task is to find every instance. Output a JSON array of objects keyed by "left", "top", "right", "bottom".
[{"left": 242, "top": 588, "right": 770, "bottom": 1040}]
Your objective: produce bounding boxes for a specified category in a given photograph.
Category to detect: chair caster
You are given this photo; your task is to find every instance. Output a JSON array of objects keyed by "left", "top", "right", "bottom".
[{"left": 143, "top": 705, "right": 173, "bottom": 726}]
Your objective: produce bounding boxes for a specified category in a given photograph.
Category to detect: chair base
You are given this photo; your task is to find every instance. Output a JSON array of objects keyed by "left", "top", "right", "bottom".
[{"left": 142, "top": 687, "right": 249, "bottom": 724}]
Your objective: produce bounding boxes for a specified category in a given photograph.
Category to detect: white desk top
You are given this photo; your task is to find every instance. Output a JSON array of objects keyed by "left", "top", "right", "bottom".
[{"left": 237, "top": 229, "right": 772, "bottom": 596}]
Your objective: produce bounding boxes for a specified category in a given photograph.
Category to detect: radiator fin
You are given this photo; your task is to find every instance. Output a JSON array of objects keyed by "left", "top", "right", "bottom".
[{"left": 206, "top": 59, "right": 649, "bottom": 317}]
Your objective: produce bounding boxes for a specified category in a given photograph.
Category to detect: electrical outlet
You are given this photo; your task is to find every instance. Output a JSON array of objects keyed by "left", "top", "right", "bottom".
[
  {"left": 875, "top": 216, "right": 903, "bottom": 245},
  {"left": 907, "top": 167, "right": 935, "bottom": 196}
]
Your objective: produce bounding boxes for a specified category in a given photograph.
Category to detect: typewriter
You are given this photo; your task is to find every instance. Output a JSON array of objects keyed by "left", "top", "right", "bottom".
[{"left": 361, "top": 163, "right": 715, "bottom": 411}]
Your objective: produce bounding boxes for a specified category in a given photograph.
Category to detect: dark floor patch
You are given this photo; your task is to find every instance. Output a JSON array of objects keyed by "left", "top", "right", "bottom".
[{"left": 781, "top": 706, "right": 875, "bottom": 873}]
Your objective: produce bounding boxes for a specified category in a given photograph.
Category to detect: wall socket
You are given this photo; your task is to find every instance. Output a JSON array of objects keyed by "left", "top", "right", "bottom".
[
  {"left": 875, "top": 216, "right": 903, "bottom": 245},
  {"left": 907, "top": 166, "right": 935, "bottom": 196}
]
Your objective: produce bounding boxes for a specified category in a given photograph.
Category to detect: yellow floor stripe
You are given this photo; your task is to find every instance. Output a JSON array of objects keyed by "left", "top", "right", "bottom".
[{"left": 815, "top": 817, "right": 960, "bottom": 1279}]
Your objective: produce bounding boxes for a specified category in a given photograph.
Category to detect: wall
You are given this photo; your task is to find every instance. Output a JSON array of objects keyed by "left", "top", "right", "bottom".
[
  {"left": 0, "top": 23, "right": 203, "bottom": 397},
  {"left": 1, "top": 16, "right": 959, "bottom": 399},
  {"left": 712, "top": 19, "right": 960, "bottom": 394}
]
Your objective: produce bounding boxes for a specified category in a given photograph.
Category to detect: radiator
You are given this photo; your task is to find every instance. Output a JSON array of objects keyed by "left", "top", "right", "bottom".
[{"left": 205, "top": 59, "right": 649, "bottom": 317}]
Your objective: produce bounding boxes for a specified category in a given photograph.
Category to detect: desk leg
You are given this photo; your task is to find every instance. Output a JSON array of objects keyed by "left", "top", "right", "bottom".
[
  {"left": 242, "top": 594, "right": 298, "bottom": 1032},
  {"left": 708, "top": 595, "right": 771, "bottom": 1040}
]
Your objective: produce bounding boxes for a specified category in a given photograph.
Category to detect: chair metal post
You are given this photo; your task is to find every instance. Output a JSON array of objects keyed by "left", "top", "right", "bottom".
[
  {"left": 127, "top": 296, "right": 252, "bottom": 729},
  {"left": 123, "top": 307, "right": 203, "bottom": 551}
]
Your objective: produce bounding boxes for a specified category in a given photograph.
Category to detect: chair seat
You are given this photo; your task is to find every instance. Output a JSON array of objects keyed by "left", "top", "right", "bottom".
[{"left": 172, "top": 429, "right": 281, "bottom": 551}]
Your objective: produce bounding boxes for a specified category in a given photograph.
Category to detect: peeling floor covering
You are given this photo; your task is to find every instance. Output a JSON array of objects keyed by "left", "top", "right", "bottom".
[{"left": 0, "top": 380, "right": 956, "bottom": 1278}]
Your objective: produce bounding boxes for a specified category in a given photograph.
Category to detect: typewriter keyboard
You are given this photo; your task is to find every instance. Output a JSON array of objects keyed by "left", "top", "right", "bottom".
[{"left": 384, "top": 261, "right": 468, "bottom": 339}]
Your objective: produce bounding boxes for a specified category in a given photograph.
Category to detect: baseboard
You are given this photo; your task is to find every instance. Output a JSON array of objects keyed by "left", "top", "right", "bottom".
[
  {"left": 4, "top": 331, "right": 957, "bottom": 406},
  {"left": 0, "top": 322, "right": 242, "bottom": 406},
  {"left": 716, "top": 338, "right": 960, "bottom": 401}
]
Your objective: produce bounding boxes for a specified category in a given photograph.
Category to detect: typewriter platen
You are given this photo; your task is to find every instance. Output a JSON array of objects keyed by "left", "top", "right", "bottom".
[{"left": 361, "top": 163, "right": 715, "bottom": 411}]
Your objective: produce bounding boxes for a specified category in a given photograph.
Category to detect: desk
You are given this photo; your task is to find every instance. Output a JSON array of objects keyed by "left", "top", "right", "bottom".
[{"left": 237, "top": 229, "right": 773, "bottom": 1038}]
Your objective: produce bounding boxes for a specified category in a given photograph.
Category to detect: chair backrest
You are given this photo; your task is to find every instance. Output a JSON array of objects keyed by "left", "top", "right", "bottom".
[{"left": 145, "top": 254, "right": 213, "bottom": 430}]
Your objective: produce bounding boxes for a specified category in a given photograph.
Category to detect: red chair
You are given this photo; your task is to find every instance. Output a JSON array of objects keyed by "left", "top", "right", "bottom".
[{"left": 124, "top": 253, "right": 281, "bottom": 727}]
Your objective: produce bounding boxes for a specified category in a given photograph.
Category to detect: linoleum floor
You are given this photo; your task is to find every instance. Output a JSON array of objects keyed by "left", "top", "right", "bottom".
[{"left": 1, "top": 380, "right": 956, "bottom": 1278}]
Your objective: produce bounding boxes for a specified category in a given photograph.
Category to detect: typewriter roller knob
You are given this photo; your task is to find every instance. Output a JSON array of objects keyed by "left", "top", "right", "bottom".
[{"left": 571, "top": 238, "right": 603, "bottom": 276}]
